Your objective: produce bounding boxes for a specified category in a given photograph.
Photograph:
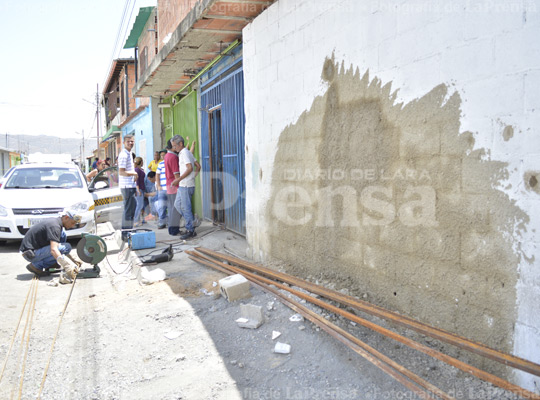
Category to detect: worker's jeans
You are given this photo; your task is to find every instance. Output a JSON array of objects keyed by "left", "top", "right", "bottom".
[
  {"left": 167, "top": 192, "right": 181, "bottom": 235},
  {"left": 155, "top": 190, "right": 168, "bottom": 226},
  {"left": 121, "top": 188, "right": 137, "bottom": 240},
  {"left": 174, "top": 186, "right": 195, "bottom": 233},
  {"left": 134, "top": 192, "right": 145, "bottom": 223},
  {"left": 30, "top": 230, "right": 72, "bottom": 270}
]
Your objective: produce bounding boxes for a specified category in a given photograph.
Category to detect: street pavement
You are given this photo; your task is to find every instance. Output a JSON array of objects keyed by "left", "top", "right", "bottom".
[{"left": 0, "top": 219, "right": 248, "bottom": 399}]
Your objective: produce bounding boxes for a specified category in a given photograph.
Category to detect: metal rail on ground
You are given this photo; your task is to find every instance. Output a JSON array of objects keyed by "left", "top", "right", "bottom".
[
  {"left": 189, "top": 248, "right": 540, "bottom": 400},
  {"left": 187, "top": 252, "right": 450, "bottom": 400},
  {"left": 195, "top": 247, "right": 540, "bottom": 378}
]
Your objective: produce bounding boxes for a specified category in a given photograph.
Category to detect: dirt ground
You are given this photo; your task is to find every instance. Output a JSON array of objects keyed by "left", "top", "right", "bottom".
[{"left": 0, "top": 224, "right": 532, "bottom": 399}]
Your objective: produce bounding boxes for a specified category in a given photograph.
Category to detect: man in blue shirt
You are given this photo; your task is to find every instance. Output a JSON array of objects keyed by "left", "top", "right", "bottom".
[
  {"left": 143, "top": 171, "right": 157, "bottom": 220},
  {"left": 20, "top": 209, "right": 81, "bottom": 282}
]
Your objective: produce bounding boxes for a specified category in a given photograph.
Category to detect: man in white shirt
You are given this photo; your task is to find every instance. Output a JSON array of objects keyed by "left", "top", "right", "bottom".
[
  {"left": 171, "top": 135, "right": 201, "bottom": 239},
  {"left": 118, "top": 134, "right": 138, "bottom": 241}
]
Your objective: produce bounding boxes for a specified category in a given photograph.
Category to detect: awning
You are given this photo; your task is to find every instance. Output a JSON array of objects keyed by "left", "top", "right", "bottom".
[
  {"left": 101, "top": 125, "right": 121, "bottom": 143},
  {"left": 124, "top": 6, "right": 155, "bottom": 49}
]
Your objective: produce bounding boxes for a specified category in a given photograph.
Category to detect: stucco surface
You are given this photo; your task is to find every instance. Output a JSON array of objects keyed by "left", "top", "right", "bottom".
[{"left": 264, "top": 57, "right": 531, "bottom": 375}]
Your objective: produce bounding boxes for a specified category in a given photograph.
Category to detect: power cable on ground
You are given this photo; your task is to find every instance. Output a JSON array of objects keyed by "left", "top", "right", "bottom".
[
  {"left": 0, "top": 277, "right": 37, "bottom": 385},
  {"left": 37, "top": 275, "right": 78, "bottom": 399}
]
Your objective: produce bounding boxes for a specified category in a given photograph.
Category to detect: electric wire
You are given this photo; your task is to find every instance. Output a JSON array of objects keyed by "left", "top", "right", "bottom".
[
  {"left": 111, "top": 0, "right": 131, "bottom": 58},
  {"left": 37, "top": 275, "right": 78, "bottom": 399},
  {"left": 17, "top": 277, "right": 38, "bottom": 400},
  {"left": 0, "top": 277, "right": 37, "bottom": 385},
  {"left": 117, "top": 1, "right": 137, "bottom": 59},
  {"left": 103, "top": 0, "right": 133, "bottom": 85}
]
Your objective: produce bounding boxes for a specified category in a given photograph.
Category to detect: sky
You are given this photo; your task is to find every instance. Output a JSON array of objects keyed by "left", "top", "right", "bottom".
[{"left": 0, "top": 0, "right": 156, "bottom": 146}]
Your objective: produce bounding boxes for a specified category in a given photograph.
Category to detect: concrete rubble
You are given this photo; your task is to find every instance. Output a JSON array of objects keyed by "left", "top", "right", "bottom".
[
  {"left": 138, "top": 266, "right": 166, "bottom": 285},
  {"left": 235, "top": 304, "right": 264, "bottom": 329},
  {"left": 218, "top": 273, "right": 251, "bottom": 302},
  {"left": 274, "top": 342, "right": 291, "bottom": 354}
]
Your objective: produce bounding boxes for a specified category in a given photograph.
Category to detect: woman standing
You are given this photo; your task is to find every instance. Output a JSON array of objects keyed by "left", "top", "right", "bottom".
[{"left": 133, "top": 157, "right": 146, "bottom": 226}]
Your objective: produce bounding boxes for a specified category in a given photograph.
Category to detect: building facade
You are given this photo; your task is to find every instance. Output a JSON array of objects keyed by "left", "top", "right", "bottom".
[
  {"left": 243, "top": 0, "right": 540, "bottom": 391},
  {"left": 127, "top": 0, "right": 540, "bottom": 391}
]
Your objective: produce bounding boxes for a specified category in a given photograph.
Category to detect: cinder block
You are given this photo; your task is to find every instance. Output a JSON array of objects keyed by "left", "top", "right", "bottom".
[
  {"left": 236, "top": 304, "right": 264, "bottom": 329},
  {"left": 219, "top": 274, "right": 251, "bottom": 302}
]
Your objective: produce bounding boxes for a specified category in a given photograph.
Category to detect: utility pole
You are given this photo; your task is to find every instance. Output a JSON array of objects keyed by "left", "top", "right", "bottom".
[
  {"left": 82, "top": 129, "right": 85, "bottom": 166},
  {"left": 96, "top": 83, "right": 101, "bottom": 155},
  {"left": 76, "top": 130, "right": 85, "bottom": 172}
]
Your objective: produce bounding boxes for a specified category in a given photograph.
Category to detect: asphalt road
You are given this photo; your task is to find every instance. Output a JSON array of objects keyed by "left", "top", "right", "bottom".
[
  {"left": 0, "top": 238, "right": 115, "bottom": 399},
  {"left": 0, "top": 235, "right": 242, "bottom": 400}
]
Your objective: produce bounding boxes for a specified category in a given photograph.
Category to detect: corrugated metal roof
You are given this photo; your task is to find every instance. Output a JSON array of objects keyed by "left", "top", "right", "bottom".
[{"left": 124, "top": 6, "right": 155, "bottom": 49}]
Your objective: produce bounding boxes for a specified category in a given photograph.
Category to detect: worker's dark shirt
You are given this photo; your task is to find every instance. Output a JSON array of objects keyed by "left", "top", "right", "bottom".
[{"left": 19, "top": 217, "right": 63, "bottom": 252}]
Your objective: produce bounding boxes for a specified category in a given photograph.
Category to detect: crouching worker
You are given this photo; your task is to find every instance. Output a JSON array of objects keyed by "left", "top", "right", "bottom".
[{"left": 19, "top": 209, "right": 81, "bottom": 283}]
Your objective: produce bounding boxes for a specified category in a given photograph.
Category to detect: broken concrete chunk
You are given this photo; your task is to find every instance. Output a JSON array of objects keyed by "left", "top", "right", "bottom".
[
  {"left": 236, "top": 304, "right": 264, "bottom": 329},
  {"left": 219, "top": 274, "right": 251, "bottom": 302},
  {"left": 289, "top": 313, "right": 304, "bottom": 322},
  {"left": 200, "top": 288, "right": 214, "bottom": 296},
  {"left": 272, "top": 331, "right": 281, "bottom": 340},
  {"left": 164, "top": 331, "right": 182, "bottom": 340},
  {"left": 139, "top": 267, "right": 166, "bottom": 285},
  {"left": 274, "top": 342, "right": 291, "bottom": 354}
]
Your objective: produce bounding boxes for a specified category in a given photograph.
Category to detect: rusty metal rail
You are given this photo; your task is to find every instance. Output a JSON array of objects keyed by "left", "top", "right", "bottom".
[
  {"left": 188, "top": 249, "right": 540, "bottom": 400},
  {"left": 189, "top": 250, "right": 540, "bottom": 399},
  {"left": 196, "top": 247, "right": 540, "bottom": 378},
  {"left": 187, "top": 252, "right": 451, "bottom": 400}
]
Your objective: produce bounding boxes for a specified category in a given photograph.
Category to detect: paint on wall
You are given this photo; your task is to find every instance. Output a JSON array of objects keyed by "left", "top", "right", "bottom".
[{"left": 264, "top": 56, "right": 530, "bottom": 373}]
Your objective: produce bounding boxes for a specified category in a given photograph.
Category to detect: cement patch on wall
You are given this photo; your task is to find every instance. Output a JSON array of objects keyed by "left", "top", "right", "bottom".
[{"left": 265, "top": 56, "right": 530, "bottom": 370}]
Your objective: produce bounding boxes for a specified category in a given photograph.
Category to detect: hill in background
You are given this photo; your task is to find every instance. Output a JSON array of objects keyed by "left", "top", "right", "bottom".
[{"left": 3, "top": 134, "right": 97, "bottom": 161}]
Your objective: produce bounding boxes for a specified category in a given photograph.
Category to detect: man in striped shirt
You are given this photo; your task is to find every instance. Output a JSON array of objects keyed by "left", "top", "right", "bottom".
[
  {"left": 155, "top": 153, "right": 168, "bottom": 229},
  {"left": 118, "top": 135, "right": 138, "bottom": 241}
]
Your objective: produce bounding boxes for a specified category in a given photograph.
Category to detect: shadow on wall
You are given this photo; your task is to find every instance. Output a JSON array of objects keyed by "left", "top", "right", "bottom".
[{"left": 265, "top": 54, "right": 530, "bottom": 371}]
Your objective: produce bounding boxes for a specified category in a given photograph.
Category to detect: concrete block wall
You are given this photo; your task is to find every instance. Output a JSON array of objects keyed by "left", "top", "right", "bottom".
[
  {"left": 243, "top": 0, "right": 540, "bottom": 390},
  {"left": 138, "top": 8, "right": 158, "bottom": 77},
  {"left": 157, "top": 0, "right": 198, "bottom": 52},
  {"left": 119, "top": 63, "right": 137, "bottom": 118}
]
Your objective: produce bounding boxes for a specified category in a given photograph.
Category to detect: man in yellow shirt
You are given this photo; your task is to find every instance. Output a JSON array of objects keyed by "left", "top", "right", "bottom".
[{"left": 147, "top": 151, "right": 161, "bottom": 172}]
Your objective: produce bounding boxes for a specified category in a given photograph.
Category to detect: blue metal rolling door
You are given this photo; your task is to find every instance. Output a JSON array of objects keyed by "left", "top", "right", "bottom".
[{"left": 200, "top": 66, "right": 246, "bottom": 235}]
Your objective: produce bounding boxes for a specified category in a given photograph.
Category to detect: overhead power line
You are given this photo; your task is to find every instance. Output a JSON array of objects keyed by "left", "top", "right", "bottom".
[
  {"left": 102, "top": 0, "right": 137, "bottom": 89},
  {"left": 117, "top": 1, "right": 137, "bottom": 58}
]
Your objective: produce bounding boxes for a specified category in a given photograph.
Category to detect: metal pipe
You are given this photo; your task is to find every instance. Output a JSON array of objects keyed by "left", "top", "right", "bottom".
[
  {"left": 195, "top": 247, "right": 540, "bottom": 378},
  {"left": 189, "top": 250, "right": 540, "bottom": 400},
  {"left": 187, "top": 253, "right": 446, "bottom": 400}
]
